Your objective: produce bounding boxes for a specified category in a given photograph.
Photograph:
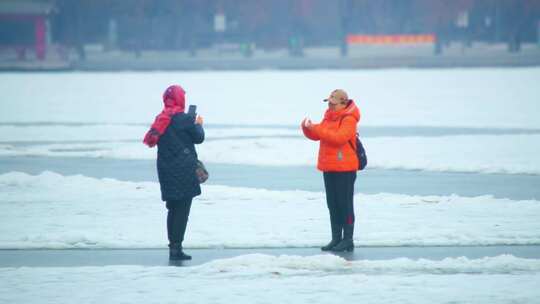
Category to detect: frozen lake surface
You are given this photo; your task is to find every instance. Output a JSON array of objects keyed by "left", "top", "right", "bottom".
[
  {"left": 2, "top": 69, "right": 540, "bottom": 128},
  {"left": 1, "top": 69, "right": 539, "bottom": 303}
]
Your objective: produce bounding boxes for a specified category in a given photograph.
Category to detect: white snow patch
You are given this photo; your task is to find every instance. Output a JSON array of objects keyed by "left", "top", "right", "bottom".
[
  {"left": 198, "top": 253, "right": 540, "bottom": 276},
  {"left": 1, "top": 171, "right": 539, "bottom": 249},
  {"left": 0, "top": 255, "right": 539, "bottom": 304}
]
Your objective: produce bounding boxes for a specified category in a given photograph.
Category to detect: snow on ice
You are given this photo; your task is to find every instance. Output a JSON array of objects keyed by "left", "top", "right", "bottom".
[
  {"left": 1, "top": 171, "right": 539, "bottom": 249},
  {"left": 1, "top": 254, "right": 540, "bottom": 304}
]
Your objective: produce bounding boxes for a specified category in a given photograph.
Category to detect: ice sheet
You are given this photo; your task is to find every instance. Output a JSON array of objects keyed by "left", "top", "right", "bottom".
[{"left": 1, "top": 69, "right": 539, "bottom": 128}]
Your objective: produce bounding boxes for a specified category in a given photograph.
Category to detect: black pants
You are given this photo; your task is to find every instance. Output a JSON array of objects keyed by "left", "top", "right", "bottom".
[
  {"left": 323, "top": 171, "right": 357, "bottom": 238},
  {"left": 166, "top": 198, "right": 193, "bottom": 248}
]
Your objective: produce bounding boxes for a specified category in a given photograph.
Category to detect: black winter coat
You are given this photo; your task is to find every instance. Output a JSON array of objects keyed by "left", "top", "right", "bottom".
[{"left": 157, "top": 113, "right": 205, "bottom": 201}]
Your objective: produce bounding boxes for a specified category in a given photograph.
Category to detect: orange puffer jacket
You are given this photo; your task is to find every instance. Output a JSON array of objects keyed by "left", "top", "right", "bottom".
[{"left": 302, "top": 101, "right": 360, "bottom": 172}]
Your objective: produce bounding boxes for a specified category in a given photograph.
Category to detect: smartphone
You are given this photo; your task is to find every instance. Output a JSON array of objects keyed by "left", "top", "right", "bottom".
[{"left": 188, "top": 105, "right": 197, "bottom": 117}]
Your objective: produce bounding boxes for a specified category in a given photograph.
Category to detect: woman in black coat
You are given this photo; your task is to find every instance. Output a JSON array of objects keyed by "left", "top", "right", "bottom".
[{"left": 144, "top": 85, "right": 204, "bottom": 261}]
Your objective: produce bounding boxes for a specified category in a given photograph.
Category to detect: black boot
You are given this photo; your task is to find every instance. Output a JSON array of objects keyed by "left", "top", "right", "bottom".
[
  {"left": 321, "top": 223, "right": 342, "bottom": 251},
  {"left": 169, "top": 244, "right": 192, "bottom": 261},
  {"left": 332, "top": 224, "right": 354, "bottom": 252},
  {"left": 321, "top": 238, "right": 342, "bottom": 251}
]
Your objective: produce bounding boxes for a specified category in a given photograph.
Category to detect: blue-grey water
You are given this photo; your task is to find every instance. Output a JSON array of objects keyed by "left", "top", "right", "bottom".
[{"left": 1, "top": 246, "right": 538, "bottom": 267}]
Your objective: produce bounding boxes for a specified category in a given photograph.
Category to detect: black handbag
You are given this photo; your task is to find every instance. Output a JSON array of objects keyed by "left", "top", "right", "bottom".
[
  {"left": 195, "top": 160, "right": 209, "bottom": 183},
  {"left": 349, "top": 134, "right": 367, "bottom": 171}
]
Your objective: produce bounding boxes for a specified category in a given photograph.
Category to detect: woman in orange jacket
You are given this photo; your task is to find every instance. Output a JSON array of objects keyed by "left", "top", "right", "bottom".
[{"left": 302, "top": 89, "right": 360, "bottom": 252}]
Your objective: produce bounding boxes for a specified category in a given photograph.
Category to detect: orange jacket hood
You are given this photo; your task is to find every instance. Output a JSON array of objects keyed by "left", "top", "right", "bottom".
[{"left": 323, "top": 100, "right": 360, "bottom": 124}]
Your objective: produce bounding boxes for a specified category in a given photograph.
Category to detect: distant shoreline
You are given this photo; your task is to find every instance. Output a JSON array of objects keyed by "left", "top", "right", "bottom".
[
  {"left": 2, "top": 56, "right": 540, "bottom": 72},
  {"left": 2, "top": 45, "right": 540, "bottom": 72}
]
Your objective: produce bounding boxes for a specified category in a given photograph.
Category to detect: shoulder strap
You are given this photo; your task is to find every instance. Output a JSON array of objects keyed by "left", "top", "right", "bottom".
[
  {"left": 338, "top": 116, "right": 357, "bottom": 152},
  {"left": 348, "top": 133, "right": 358, "bottom": 151}
]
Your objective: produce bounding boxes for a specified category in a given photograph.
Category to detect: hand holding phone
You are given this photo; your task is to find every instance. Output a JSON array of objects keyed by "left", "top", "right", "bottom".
[{"left": 188, "top": 105, "right": 197, "bottom": 117}]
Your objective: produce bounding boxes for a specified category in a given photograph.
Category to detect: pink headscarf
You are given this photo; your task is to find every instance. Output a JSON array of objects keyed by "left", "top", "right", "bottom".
[{"left": 143, "top": 85, "right": 186, "bottom": 147}]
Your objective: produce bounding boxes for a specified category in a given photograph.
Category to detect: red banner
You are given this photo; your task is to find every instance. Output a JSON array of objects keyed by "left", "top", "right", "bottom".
[{"left": 347, "top": 34, "right": 435, "bottom": 44}]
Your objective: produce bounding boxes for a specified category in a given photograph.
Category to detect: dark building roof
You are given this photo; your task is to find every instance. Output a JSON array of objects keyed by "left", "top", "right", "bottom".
[{"left": 0, "top": 0, "right": 55, "bottom": 15}]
